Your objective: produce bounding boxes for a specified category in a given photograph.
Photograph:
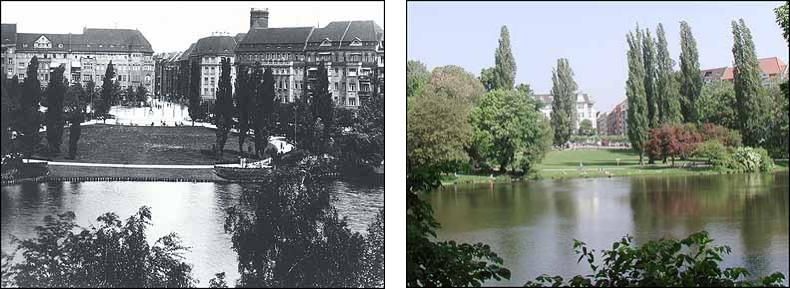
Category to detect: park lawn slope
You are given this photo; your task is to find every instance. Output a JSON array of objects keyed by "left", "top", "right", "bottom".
[
  {"left": 442, "top": 149, "right": 789, "bottom": 185},
  {"left": 35, "top": 124, "right": 255, "bottom": 165}
]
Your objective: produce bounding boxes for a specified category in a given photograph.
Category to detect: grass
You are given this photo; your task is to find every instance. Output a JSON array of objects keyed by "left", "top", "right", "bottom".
[
  {"left": 441, "top": 148, "right": 789, "bottom": 185},
  {"left": 46, "top": 165, "right": 223, "bottom": 181},
  {"left": 34, "top": 124, "right": 256, "bottom": 165}
]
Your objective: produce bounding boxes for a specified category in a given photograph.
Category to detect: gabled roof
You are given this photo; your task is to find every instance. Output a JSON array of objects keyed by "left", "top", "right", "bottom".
[
  {"left": 234, "top": 33, "right": 246, "bottom": 43},
  {"left": 193, "top": 35, "right": 236, "bottom": 56},
  {"left": 757, "top": 57, "right": 786, "bottom": 76},
  {"left": 1, "top": 23, "right": 16, "bottom": 45},
  {"left": 306, "top": 20, "right": 382, "bottom": 45},
  {"left": 240, "top": 27, "right": 313, "bottom": 44}
]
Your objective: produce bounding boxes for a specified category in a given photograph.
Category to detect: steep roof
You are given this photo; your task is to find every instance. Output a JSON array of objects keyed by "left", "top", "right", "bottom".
[
  {"left": 240, "top": 27, "right": 313, "bottom": 44},
  {"left": 234, "top": 33, "right": 247, "bottom": 43},
  {"left": 533, "top": 92, "right": 594, "bottom": 105},
  {"left": 757, "top": 57, "right": 786, "bottom": 76},
  {"left": 178, "top": 42, "right": 196, "bottom": 61},
  {"left": 306, "top": 20, "right": 382, "bottom": 46},
  {"left": 14, "top": 28, "right": 152, "bottom": 53},
  {"left": 1, "top": 23, "right": 16, "bottom": 45},
  {"left": 193, "top": 35, "right": 236, "bottom": 56}
]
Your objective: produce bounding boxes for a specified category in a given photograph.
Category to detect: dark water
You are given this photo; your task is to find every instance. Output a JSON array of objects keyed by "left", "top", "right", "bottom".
[
  {"left": 1, "top": 180, "right": 383, "bottom": 286},
  {"left": 425, "top": 172, "right": 789, "bottom": 287}
]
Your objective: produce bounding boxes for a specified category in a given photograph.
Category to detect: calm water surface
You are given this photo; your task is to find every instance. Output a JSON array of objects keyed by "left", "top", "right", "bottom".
[
  {"left": 1, "top": 180, "right": 382, "bottom": 286},
  {"left": 426, "top": 172, "right": 789, "bottom": 287}
]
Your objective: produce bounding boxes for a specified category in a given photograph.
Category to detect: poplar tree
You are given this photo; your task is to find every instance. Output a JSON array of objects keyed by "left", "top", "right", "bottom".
[
  {"left": 235, "top": 64, "right": 251, "bottom": 154},
  {"left": 20, "top": 57, "right": 42, "bottom": 157},
  {"left": 550, "top": 58, "right": 577, "bottom": 146},
  {"left": 642, "top": 28, "right": 659, "bottom": 128},
  {"left": 44, "top": 65, "right": 66, "bottom": 155},
  {"left": 679, "top": 21, "right": 703, "bottom": 123},
  {"left": 98, "top": 61, "right": 116, "bottom": 119},
  {"left": 187, "top": 61, "right": 202, "bottom": 124},
  {"left": 248, "top": 63, "right": 262, "bottom": 155},
  {"left": 655, "top": 23, "right": 682, "bottom": 124},
  {"left": 732, "top": 19, "right": 770, "bottom": 147},
  {"left": 258, "top": 66, "right": 275, "bottom": 156},
  {"left": 310, "top": 62, "right": 333, "bottom": 153},
  {"left": 626, "top": 27, "right": 649, "bottom": 165},
  {"left": 214, "top": 57, "right": 233, "bottom": 159},
  {"left": 493, "top": 25, "right": 516, "bottom": 90}
]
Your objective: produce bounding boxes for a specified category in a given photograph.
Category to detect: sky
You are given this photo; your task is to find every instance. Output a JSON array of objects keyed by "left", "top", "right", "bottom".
[
  {"left": 408, "top": 1, "right": 788, "bottom": 113},
  {"left": 1, "top": 1, "right": 383, "bottom": 53}
]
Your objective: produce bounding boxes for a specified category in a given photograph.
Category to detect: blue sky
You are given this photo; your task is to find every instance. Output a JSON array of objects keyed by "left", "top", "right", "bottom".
[{"left": 408, "top": 1, "right": 788, "bottom": 113}]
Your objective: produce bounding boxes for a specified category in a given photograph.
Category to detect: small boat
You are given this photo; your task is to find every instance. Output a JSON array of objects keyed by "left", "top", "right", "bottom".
[{"left": 213, "top": 158, "right": 273, "bottom": 181}]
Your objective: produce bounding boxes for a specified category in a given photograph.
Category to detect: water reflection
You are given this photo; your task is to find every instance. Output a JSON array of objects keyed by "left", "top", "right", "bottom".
[
  {"left": 1, "top": 179, "right": 382, "bottom": 286},
  {"left": 427, "top": 172, "right": 789, "bottom": 286}
]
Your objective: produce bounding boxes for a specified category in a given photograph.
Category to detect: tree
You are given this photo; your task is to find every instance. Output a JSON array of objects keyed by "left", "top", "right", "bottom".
[
  {"left": 550, "top": 58, "right": 577, "bottom": 147},
  {"left": 679, "top": 21, "right": 703, "bottom": 123},
  {"left": 471, "top": 89, "right": 550, "bottom": 174},
  {"left": 732, "top": 19, "right": 771, "bottom": 147},
  {"left": 222, "top": 161, "right": 379, "bottom": 287},
  {"left": 124, "top": 86, "right": 135, "bottom": 105},
  {"left": 247, "top": 63, "right": 262, "bottom": 153},
  {"left": 19, "top": 56, "right": 43, "bottom": 157},
  {"left": 479, "top": 67, "right": 496, "bottom": 92},
  {"left": 214, "top": 57, "right": 233, "bottom": 159},
  {"left": 98, "top": 60, "right": 116, "bottom": 119},
  {"left": 425, "top": 65, "right": 485, "bottom": 105},
  {"left": 63, "top": 82, "right": 84, "bottom": 159},
  {"left": 776, "top": 2, "right": 789, "bottom": 44},
  {"left": 492, "top": 25, "right": 516, "bottom": 90},
  {"left": 235, "top": 64, "right": 251, "bottom": 154},
  {"left": 188, "top": 60, "right": 203, "bottom": 124},
  {"left": 310, "top": 62, "right": 333, "bottom": 153},
  {"left": 85, "top": 80, "right": 96, "bottom": 115},
  {"left": 2, "top": 207, "right": 197, "bottom": 287},
  {"left": 407, "top": 60, "right": 429, "bottom": 97},
  {"left": 515, "top": 83, "right": 534, "bottom": 99},
  {"left": 407, "top": 94, "right": 472, "bottom": 172},
  {"left": 0, "top": 77, "right": 15, "bottom": 155},
  {"left": 255, "top": 66, "right": 275, "bottom": 157},
  {"left": 338, "top": 90, "right": 384, "bottom": 174},
  {"left": 626, "top": 27, "right": 650, "bottom": 165},
  {"left": 642, "top": 28, "right": 659, "bottom": 128},
  {"left": 655, "top": 23, "right": 683, "bottom": 124},
  {"left": 697, "top": 80, "right": 738, "bottom": 130},
  {"left": 578, "top": 119, "right": 594, "bottom": 136},
  {"left": 136, "top": 83, "right": 148, "bottom": 105}
]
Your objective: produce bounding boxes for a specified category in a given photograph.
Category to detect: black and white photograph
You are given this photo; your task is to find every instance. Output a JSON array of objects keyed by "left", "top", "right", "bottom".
[{"left": 1, "top": 1, "right": 384, "bottom": 287}]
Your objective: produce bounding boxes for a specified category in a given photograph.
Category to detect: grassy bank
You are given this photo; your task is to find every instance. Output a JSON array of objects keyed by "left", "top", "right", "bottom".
[
  {"left": 441, "top": 149, "right": 789, "bottom": 185},
  {"left": 34, "top": 124, "right": 255, "bottom": 165}
]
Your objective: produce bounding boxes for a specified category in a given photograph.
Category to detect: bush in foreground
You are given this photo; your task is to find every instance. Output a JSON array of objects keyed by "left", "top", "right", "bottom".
[
  {"left": 1, "top": 206, "right": 197, "bottom": 288},
  {"left": 524, "top": 231, "right": 786, "bottom": 287}
]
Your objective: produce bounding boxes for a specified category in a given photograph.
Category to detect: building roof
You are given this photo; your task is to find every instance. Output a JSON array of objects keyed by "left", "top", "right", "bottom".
[
  {"left": 13, "top": 27, "right": 152, "bottom": 53},
  {"left": 701, "top": 66, "right": 728, "bottom": 80},
  {"left": 178, "top": 42, "right": 196, "bottom": 61},
  {"left": 305, "top": 20, "right": 382, "bottom": 51},
  {"left": 240, "top": 27, "right": 314, "bottom": 45},
  {"left": 533, "top": 92, "right": 595, "bottom": 105},
  {"left": 1, "top": 23, "right": 16, "bottom": 46},
  {"left": 234, "top": 33, "right": 247, "bottom": 43},
  {"left": 703, "top": 57, "right": 787, "bottom": 81},
  {"left": 193, "top": 35, "right": 237, "bottom": 56}
]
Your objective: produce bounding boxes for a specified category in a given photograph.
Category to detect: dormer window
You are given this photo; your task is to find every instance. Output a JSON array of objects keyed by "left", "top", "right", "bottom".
[
  {"left": 34, "top": 35, "right": 52, "bottom": 48},
  {"left": 320, "top": 38, "right": 332, "bottom": 47},
  {"left": 58, "top": 44, "right": 63, "bottom": 48},
  {"left": 349, "top": 37, "right": 362, "bottom": 46}
]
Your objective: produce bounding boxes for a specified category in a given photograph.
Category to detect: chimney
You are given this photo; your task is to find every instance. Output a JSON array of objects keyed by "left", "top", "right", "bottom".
[{"left": 250, "top": 8, "right": 269, "bottom": 30}]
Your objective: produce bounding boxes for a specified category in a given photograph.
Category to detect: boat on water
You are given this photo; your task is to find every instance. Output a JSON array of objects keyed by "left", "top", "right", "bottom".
[{"left": 213, "top": 158, "right": 273, "bottom": 181}]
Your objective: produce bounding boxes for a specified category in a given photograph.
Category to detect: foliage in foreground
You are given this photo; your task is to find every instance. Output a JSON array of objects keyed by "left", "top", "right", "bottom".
[
  {"left": 1, "top": 206, "right": 196, "bottom": 288},
  {"left": 525, "top": 231, "right": 786, "bottom": 287}
]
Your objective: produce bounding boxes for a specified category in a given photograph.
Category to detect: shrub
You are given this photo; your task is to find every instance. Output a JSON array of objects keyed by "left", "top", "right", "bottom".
[
  {"left": 755, "top": 147, "right": 775, "bottom": 172},
  {"left": 693, "top": 140, "right": 730, "bottom": 169},
  {"left": 524, "top": 231, "right": 786, "bottom": 287},
  {"left": 729, "top": 147, "right": 774, "bottom": 173}
]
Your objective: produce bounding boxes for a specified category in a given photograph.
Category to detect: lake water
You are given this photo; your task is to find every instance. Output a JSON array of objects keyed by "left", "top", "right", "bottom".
[
  {"left": 426, "top": 172, "right": 789, "bottom": 286},
  {"left": 1, "top": 180, "right": 383, "bottom": 286}
]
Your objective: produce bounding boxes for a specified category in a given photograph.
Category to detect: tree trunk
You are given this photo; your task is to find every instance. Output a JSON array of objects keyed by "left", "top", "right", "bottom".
[{"left": 639, "top": 152, "right": 644, "bottom": 165}]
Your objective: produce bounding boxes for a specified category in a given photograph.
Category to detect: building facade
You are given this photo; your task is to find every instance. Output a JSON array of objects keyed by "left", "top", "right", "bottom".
[
  {"left": 701, "top": 57, "right": 788, "bottom": 87},
  {"left": 606, "top": 100, "right": 628, "bottom": 136},
  {"left": 191, "top": 33, "right": 238, "bottom": 101},
  {"left": 534, "top": 91, "right": 598, "bottom": 132},
  {"left": 1, "top": 24, "right": 154, "bottom": 94},
  {"left": 596, "top": 112, "right": 608, "bottom": 136}
]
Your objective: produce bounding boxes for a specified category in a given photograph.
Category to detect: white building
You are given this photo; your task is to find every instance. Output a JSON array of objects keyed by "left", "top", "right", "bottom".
[{"left": 534, "top": 91, "right": 598, "bottom": 132}]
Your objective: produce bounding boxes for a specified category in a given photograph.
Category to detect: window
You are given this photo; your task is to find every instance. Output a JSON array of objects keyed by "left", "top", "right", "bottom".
[
  {"left": 204, "top": 77, "right": 208, "bottom": 83},
  {"left": 204, "top": 88, "right": 208, "bottom": 94},
  {"left": 320, "top": 38, "right": 332, "bottom": 47},
  {"left": 349, "top": 98, "right": 357, "bottom": 106},
  {"left": 349, "top": 83, "right": 356, "bottom": 91},
  {"left": 334, "top": 83, "right": 338, "bottom": 91}
]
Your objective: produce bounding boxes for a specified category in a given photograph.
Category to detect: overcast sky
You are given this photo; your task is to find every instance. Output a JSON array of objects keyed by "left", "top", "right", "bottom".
[
  {"left": 1, "top": 1, "right": 384, "bottom": 53},
  {"left": 409, "top": 1, "right": 788, "bottom": 113}
]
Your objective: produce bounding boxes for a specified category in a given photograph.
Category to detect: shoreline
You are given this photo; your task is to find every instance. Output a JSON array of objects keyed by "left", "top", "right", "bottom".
[{"left": 441, "top": 165, "right": 790, "bottom": 186}]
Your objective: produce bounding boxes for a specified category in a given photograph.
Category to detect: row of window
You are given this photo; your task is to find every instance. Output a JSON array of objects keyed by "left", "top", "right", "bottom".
[{"left": 241, "top": 51, "right": 379, "bottom": 63}]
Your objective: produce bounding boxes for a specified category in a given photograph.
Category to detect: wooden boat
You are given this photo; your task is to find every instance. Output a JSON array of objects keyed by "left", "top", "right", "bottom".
[{"left": 213, "top": 159, "right": 273, "bottom": 181}]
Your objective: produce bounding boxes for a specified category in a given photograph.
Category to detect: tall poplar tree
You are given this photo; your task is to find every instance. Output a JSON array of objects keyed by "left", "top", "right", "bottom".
[
  {"left": 258, "top": 66, "right": 275, "bottom": 156},
  {"left": 655, "top": 23, "right": 682, "bottom": 124},
  {"left": 679, "top": 21, "right": 703, "bottom": 123},
  {"left": 214, "top": 57, "right": 233, "bottom": 159},
  {"left": 44, "top": 65, "right": 66, "bottom": 155},
  {"left": 493, "top": 25, "right": 516, "bottom": 90},
  {"left": 550, "top": 58, "right": 577, "bottom": 146},
  {"left": 20, "top": 57, "right": 42, "bottom": 157},
  {"left": 235, "top": 64, "right": 251, "bottom": 154},
  {"left": 310, "top": 62, "right": 333, "bottom": 153},
  {"left": 187, "top": 60, "right": 202, "bottom": 124},
  {"left": 98, "top": 60, "right": 116, "bottom": 119},
  {"left": 626, "top": 27, "right": 649, "bottom": 165},
  {"left": 732, "top": 19, "right": 770, "bottom": 147},
  {"left": 248, "top": 63, "right": 262, "bottom": 156},
  {"left": 642, "top": 28, "right": 659, "bottom": 129}
]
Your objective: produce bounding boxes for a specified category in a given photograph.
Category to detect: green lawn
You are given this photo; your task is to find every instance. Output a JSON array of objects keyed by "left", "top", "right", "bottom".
[
  {"left": 441, "top": 148, "right": 789, "bottom": 185},
  {"left": 35, "top": 124, "right": 255, "bottom": 165}
]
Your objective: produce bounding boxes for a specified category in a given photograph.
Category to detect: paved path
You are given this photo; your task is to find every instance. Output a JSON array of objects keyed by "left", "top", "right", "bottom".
[{"left": 42, "top": 161, "right": 213, "bottom": 169}]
